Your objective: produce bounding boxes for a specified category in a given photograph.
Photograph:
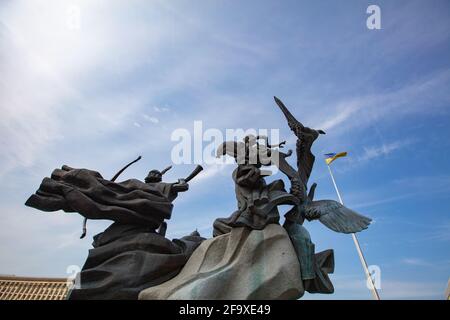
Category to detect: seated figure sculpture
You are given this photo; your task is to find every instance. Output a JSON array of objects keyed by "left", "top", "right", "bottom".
[{"left": 25, "top": 158, "right": 204, "bottom": 299}]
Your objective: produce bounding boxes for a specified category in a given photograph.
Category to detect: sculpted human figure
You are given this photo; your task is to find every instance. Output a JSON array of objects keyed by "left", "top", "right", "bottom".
[
  {"left": 274, "top": 96, "right": 372, "bottom": 293},
  {"left": 210, "top": 97, "right": 373, "bottom": 295},
  {"left": 25, "top": 158, "right": 204, "bottom": 299},
  {"left": 213, "top": 135, "right": 298, "bottom": 236}
]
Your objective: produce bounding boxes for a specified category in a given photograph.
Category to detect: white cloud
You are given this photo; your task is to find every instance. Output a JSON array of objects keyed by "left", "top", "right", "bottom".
[
  {"left": 358, "top": 139, "right": 414, "bottom": 162},
  {"left": 393, "top": 175, "right": 450, "bottom": 190},
  {"left": 401, "top": 258, "right": 432, "bottom": 267},
  {"left": 314, "top": 68, "right": 450, "bottom": 134},
  {"left": 346, "top": 174, "right": 450, "bottom": 210},
  {"left": 0, "top": 0, "right": 274, "bottom": 179},
  {"left": 318, "top": 100, "right": 362, "bottom": 131},
  {"left": 351, "top": 192, "right": 417, "bottom": 209},
  {"left": 190, "top": 163, "right": 230, "bottom": 184},
  {"left": 153, "top": 106, "right": 169, "bottom": 112},
  {"left": 424, "top": 221, "right": 450, "bottom": 242},
  {"left": 143, "top": 114, "right": 159, "bottom": 124}
]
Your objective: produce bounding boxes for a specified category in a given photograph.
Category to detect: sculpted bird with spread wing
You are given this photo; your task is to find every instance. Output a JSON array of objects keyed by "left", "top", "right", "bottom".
[{"left": 273, "top": 96, "right": 372, "bottom": 234}]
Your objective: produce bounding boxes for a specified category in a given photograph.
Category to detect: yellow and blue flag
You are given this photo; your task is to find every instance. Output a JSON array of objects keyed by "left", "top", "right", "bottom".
[{"left": 324, "top": 152, "right": 348, "bottom": 165}]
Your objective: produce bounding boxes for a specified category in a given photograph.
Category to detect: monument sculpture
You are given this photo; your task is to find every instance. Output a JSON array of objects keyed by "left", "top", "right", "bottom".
[{"left": 26, "top": 96, "right": 372, "bottom": 300}]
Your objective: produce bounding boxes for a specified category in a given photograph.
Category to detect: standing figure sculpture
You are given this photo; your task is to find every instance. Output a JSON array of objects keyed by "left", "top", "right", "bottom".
[
  {"left": 213, "top": 128, "right": 336, "bottom": 294},
  {"left": 25, "top": 158, "right": 204, "bottom": 299},
  {"left": 274, "top": 96, "right": 372, "bottom": 293},
  {"left": 213, "top": 134, "right": 298, "bottom": 236}
]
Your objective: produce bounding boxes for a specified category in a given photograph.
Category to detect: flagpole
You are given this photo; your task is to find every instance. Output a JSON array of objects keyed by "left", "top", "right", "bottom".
[{"left": 326, "top": 164, "right": 381, "bottom": 300}]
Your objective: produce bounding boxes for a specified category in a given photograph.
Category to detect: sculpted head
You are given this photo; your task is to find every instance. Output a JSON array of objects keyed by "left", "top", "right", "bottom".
[{"left": 145, "top": 170, "right": 162, "bottom": 183}]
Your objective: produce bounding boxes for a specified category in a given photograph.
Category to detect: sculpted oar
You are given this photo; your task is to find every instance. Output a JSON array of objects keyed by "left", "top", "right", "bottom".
[
  {"left": 184, "top": 165, "right": 204, "bottom": 182},
  {"left": 80, "top": 155, "right": 142, "bottom": 239}
]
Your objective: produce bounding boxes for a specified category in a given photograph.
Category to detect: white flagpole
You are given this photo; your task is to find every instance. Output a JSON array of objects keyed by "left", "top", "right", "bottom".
[{"left": 326, "top": 164, "right": 381, "bottom": 300}]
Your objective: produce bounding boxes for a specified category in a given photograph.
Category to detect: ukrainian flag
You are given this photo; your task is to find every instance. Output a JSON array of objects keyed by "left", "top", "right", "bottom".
[{"left": 324, "top": 152, "right": 348, "bottom": 165}]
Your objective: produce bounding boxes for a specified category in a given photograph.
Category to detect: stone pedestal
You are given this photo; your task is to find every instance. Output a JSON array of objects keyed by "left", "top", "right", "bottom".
[{"left": 139, "top": 224, "right": 304, "bottom": 300}]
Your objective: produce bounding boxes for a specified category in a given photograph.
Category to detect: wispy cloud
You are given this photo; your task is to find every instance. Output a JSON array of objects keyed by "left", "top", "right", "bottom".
[
  {"left": 347, "top": 173, "right": 450, "bottom": 210},
  {"left": 153, "top": 106, "right": 170, "bottom": 113},
  {"left": 318, "top": 100, "right": 362, "bottom": 131},
  {"left": 315, "top": 68, "right": 450, "bottom": 134},
  {"left": 143, "top": 114, "right": 159, "bottom": 124},
  {"left": 190, "top": 163, "right": 230, "bottom": 184},
  {"left": 357, "top": 139, "right": 415, "bottom": 162},
  {"left": 393, "top": 175, "right": 450, "bottom": 191},
  {"left": 402, "top": 258, "right": 432, "bottom": 267},
  {"left": 423, "top": 221, "right": 450, "bottom": 242},
  {"left": 351, "top": 192, "right": 418, "bottom": 210},
  {"left": 0, "top": 0, "right": 277, "bottom": 179}
]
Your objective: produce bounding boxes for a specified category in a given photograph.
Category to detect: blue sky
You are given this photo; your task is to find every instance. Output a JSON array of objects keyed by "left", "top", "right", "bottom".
[{"left": 0, "top": 0, "right": 449, "bottom": 299}]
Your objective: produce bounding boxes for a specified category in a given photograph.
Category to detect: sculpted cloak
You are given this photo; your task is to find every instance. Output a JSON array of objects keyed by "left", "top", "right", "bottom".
[
  {"left": 213, "top": 164, "right": 298, "bottom": 236},
  {"left": 25, "top": 165, "right": 174, "bottom": 228}
]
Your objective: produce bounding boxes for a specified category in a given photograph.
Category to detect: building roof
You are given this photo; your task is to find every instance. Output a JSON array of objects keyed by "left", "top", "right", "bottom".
[
  {"left": 445, "top": 278, "right": 450, "bottom": 300},
  {"left": 0, "top": 275, "right": 69, "bottom": 300}
]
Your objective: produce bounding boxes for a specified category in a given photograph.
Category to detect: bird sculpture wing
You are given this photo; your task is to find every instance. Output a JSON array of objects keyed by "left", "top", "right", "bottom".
[
  {"left": 305, "top": 200, "right": 372, "bottom": 233},
  {"left": 274, "top": 96, "right": 319, "bottom": 187}
]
